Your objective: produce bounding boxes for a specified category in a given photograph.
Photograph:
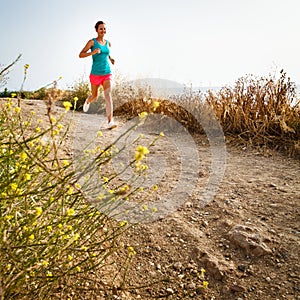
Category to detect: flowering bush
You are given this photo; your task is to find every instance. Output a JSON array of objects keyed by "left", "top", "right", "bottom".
[{"left": 0, "top": 64, "right": 159, "bottom": 299}]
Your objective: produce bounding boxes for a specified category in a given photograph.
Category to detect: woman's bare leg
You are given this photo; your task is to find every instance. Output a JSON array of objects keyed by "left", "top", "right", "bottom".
[
  {"left": 87, "top": 84, "right": 99, "bottom": 104},
  {"left": 102, "top": 80, "right": 113, "bottom": 123}
]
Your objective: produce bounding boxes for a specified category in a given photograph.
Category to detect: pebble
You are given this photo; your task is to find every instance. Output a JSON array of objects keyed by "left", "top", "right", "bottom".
[
  {"left": 154, "top": 245, "right": 161, "bottom": 251},
  {"left": 187, "top": 263, "right": 194, "bottom": 269},
  {"left": 185, "top": 201, "right": 193, "bottom": 208},
  {"left": 202, "top": 220, "right": 209, "bottom": 227},
  {"left": 166, "top": 288, "right": 174, "bottom": 294},
  {"left": 173, "top": 262, "right": 182, "bottom": 270},
  {"left": 238, "top": 265, "right": 247, "bottom": 272},
  {"left": 187, "top": 283, "right": 196, "bottom": 290}
]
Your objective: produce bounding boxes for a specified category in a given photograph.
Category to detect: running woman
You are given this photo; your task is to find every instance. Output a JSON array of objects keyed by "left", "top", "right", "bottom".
[{"left": 79, "top": 20, "right": 116, "bottom": 129}]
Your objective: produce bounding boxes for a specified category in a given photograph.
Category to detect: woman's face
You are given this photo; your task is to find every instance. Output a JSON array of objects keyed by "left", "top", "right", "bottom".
[{"left": 96, "top": 24, "right": 106, "bottom": 36}]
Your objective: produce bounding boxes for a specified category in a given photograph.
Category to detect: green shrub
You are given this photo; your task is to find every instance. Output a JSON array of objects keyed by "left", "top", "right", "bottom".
[{"left": 60, "top": 76, "right": 92, "bottom": 111}]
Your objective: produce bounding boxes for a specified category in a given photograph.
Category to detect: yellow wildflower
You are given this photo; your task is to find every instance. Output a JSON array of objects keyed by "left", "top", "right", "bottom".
[
  {"left": 20, "top": 152, "right": 28, "bottom": 161},
  {"left": 73, "top": 233, "right": 80, "bottom": 241},
  {"left": 76, "top": 266, "right": 81, "bottom": 272},
  {"left": 135, "top": 145, "right": 149, "bottom": 161},
  {"left": 47, "top": 226, "right": 53, "bottom": 232},
  {"left": 73, "top": 96, "right": 78, "bottom": 102},
  {"left": 52, "top": 129, "right": 59, "bottom": 135},
  {"left": 202, "top": 281, "right": 209, "bottom": 289},
  {"left": 63, "top": 101, "right": 72, "bottom": 111},
  {"left": 67, "top": 187, "right": 74, "bottom": 195},
  {"left": 119, "top": 221, "right": 128, "bottom": 227},
  {"left": 35, "top": 207, "right": 43, "bottom": 217},
  {"left": 66, "top": 208, "right": 75, "bottom": 216},
  {"left": 138, "top": 111, "right": 148, "bottom": 119},
  {"left": 152, "top": 185, "right": 158, "bottom": 191},
  {"left": 10, "top": 183, "right": 18, "bottom": 190},
  {"left": 14, "top": 107, "right": 21, "bottom": 113},
  {"left": 11, "top": 93, "right": 17, "bottom": 98},
  {"left": 62, "top": 160, "right": 69, "bottom": 167},
  {"left": 142, "top": 204, "right": 148, "bottom": 211},
  {"left": 46, "top": 271, "right": 53, "bottom": 277},
  {"left": 35, "top": 127, "right": 41, "bottom": 133},
  {"left": 62, "top": 234, "right": 70, "bottom": 240},
  {"left": 200, "top": 268, "right": 206, "bottom": 278},
  {"left": 135, "top": 161, "right": 141, "bottom": 171},
  {"left": 67, "top": 255, "right": 73, "bottom": 261},
  {"left": 128, "top": 246, "right": 137, "bottom": 256},
  {"left": 42, "top": 260, "right": 49, "bottom": 267},
  {"left": 28, "top": 234, "right": 34, "bottom": 241},
  {"left": 97, "top": 193, "right": 105, "bottom": 200},
  {"left": 118, "top": 185, "right": 130, "bottom": 195},
  {"left": 152, "top": 101, "right": 160, "bottom": 111},
  {"left": 141, "top": 164, "right": 148, "bottom": 170},
  {"left": 75, "top": 183, "right": 81, "bottom": 189}
]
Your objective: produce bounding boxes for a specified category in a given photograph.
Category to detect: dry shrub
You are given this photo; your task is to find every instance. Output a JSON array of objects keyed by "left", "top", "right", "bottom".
[
  {"left": 113, "top": 71, "right": 299, "bottom": 157},
  {"left": 206, "top": 70, "right": 300, "bottom": 156},
  {"left": 114, "top": 97, "right": 204, "bottom": 134}
]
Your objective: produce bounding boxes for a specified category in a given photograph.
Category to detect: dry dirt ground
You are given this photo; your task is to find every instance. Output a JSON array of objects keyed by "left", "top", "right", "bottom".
[{"left": 20, "top": 100, "right": 300, "bottom": 299}]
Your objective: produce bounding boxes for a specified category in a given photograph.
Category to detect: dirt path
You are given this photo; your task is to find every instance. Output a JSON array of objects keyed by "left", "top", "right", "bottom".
[{"left": 22, "top": 100, "right": 300, "bottom": 299}]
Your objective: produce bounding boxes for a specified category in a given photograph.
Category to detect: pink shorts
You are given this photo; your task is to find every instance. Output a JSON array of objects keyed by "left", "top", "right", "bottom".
[{"left": 89, "top": 74, "right": 112, "bottom": 86}]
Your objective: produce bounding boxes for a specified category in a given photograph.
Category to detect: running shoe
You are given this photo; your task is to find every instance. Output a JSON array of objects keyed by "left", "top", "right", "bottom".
[
  {"left": 83, "top": 98, "right": 90, "bottom": 113},
  {"left": 108, "top": 119, "right": 117, "bottom": 129}
]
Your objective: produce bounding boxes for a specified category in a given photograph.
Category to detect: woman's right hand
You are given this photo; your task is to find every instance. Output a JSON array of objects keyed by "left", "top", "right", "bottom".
[{"left": 92, "top": 48, "right": 101, "bottom": 55}]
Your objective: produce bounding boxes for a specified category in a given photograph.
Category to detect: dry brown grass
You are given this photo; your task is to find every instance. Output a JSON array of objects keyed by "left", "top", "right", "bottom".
[
  {"left": 206, "top": 70, "right": 299, "bottom": 156},
  {"left": 114, "top": 71, "right": 300, "bottom": 157}
]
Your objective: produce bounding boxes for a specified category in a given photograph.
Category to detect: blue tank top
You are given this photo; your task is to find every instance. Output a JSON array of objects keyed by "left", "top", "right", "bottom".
[{"left": 90, "top": 38, "right": 111, "bottom": 75}]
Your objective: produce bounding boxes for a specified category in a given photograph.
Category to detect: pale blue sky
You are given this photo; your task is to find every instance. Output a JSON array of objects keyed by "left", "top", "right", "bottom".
[{"left": 1, "top": 0, "right": 299, "bottom": 91}]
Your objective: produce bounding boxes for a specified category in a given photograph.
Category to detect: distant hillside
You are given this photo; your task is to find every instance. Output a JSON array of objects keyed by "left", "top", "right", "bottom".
[
  {"left": 130, "top": 78, "right": 300, "bottom": 98},
  {"left": 131, "top": 78, "right": 185, "bottom": 97},
  {"left": 130, "top": 78, "right": 221, "bottom": 97}
]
